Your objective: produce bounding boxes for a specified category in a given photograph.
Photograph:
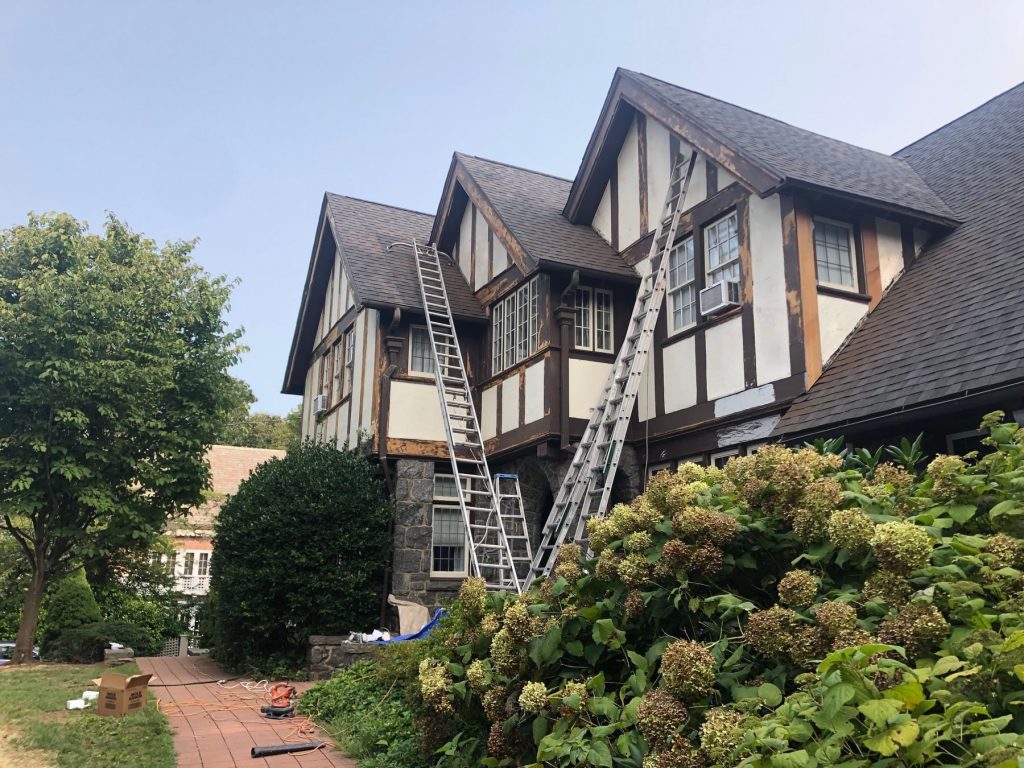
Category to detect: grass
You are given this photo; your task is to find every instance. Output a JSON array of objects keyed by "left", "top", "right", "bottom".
[{"left": 0, "top": 662, "right": 175, "bottom": 768}]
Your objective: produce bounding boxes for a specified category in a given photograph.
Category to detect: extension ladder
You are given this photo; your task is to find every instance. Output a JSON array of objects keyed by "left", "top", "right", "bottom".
[
  {"left": 493, "top": 474, "right": 534, "bottom": 584},
  {"left": 408, "top": 240, "right": 522, "bottom": 593},
  {"left": 526, "top": 152, "right": 698, "bottom": 583}
]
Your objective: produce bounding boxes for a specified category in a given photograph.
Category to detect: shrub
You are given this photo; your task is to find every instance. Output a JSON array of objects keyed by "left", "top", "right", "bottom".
[
  {"left": 101, "top": 621, "right": 159, "bottom": 657},
  {"left": 39, "top": 571, "right": 101, "bottom": 653},
  {"left": 45, "top": 625, "right": 107, "bottom": 663},
  {"left": 210, "top": 441, "right": 393, "bottom": 671},
  {"left": 298, "top": 412, "right": 1024, "bottom": 768}
]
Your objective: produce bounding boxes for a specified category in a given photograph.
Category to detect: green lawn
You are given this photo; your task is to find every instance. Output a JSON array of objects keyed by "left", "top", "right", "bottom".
[{"left": 0, "top": 662, "right": 175, "bottom": 768}]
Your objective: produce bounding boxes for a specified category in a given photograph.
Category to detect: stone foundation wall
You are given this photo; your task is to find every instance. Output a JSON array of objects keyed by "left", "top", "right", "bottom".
[{"left": 307, "top": 636, "right": 378, "bottom": 680}]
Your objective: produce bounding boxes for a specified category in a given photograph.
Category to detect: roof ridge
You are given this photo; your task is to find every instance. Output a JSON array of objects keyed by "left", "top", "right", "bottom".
[
  {"left": 895, "top": 80, "right": 1024, "bottom": 156},
  {"left": 324, "top": 192, "right": 433, "bottom": 219},
  {"left": 456, "top": 151, "right": 573, "bottom": 184},
  {"left": 620, "top": 68, "right": 914, "bottom": 166}
]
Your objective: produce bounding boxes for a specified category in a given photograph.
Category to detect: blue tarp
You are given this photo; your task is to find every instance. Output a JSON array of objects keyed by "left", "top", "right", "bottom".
[{"left": 370, "top": 608, "right": 447, "bottom": 644}]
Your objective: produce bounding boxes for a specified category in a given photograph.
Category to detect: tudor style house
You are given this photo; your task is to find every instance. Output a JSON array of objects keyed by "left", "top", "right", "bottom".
[{"left": 283, "top": 69, "right": 1024, "bottom": 608}]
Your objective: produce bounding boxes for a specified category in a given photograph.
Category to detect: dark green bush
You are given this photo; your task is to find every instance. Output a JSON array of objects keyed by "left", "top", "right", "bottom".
[
  {"left": 39, "top": 572, "right": 101, "bottom": 653},
  {"left": 46, "top": 625, "right": 107, "bottom": 663},
  {"left": 210, "top": 441, "right": 393, "bottom": 671},
  {"left": 101, "top": 621, "right": 158, "bottom": 657}
]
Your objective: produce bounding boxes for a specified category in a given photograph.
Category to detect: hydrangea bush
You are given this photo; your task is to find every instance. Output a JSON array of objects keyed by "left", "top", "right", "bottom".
[{"left": 307, "top": 413, "right": 1024, "bottom": 767}]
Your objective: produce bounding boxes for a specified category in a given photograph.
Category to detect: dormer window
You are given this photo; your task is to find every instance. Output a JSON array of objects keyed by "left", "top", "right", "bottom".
[{"left": 813, "top": 217, "right": 857, "bottom": 290}]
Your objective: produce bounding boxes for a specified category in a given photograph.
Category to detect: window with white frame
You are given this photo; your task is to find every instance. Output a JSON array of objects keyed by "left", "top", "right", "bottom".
[
  {"left": 344, "top": 328, "right": 355, "bottom": 394},
  {"left": 574, "top": 287, "right": 614, "bottom": 352},
  {"left": 409, "top": 326, "right": 435, "bottom": 375},
  {"left": 197, "top": 552, "right": 209, "bottom": 577},
  {"left": 331, "top": 342, "right": 343, "bottom": 404},
  {"left": 431, "top": 473, "right": 468, "bottom": 576},
  {"left": 813, "top": 217, "right": 857, "bottom": 289},
  {"left": 705, "top": 212, "right": 740, "bottom": 285},
  {"left": 183, "top": 552, "right": 195, "bottom": 576},
  {"left": 491, "top": 277, "right": 539, "bottom": 373},
  {"left": 667, "top": 237, "right": 697, "bottom": 332},
  {"left": 710, "top": 449, "right": 739, "bottom": 469}
]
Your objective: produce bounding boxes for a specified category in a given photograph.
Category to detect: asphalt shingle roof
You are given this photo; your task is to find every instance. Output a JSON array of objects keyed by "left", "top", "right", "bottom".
[
  {"left": 623, "top": 70, "right": 957, "bottom": 223},
  {"left": 456, "top": 154, "right": 634, "bottom": 278},
  {"left": 325, "top": 194, "right": 484, "bottom": 320},
  {"left": 775, "top": 82, "right": 1024, "bottom": 436}
]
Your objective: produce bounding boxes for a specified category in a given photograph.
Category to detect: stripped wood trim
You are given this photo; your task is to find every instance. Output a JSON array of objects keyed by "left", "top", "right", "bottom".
[
  {"left": 794, "top": 198, "right": 822, "bottom": 385},
  {"left": 469, "top": 203, "right": 477, "bottom": 290},
  {"left": 781, "top": 194, "right": 806, "bottom": 378},
  {"left": 637, "top": 112, "right": 649, "bottom": 234},
  {"left": 859, "top": 215, "right": 883, "bottom": 309},
  {"left": 736, "top": 197, "right": 757, "bottom": 387},
  {"left": 705, "top": 158, "right": 718, "bottom": 196}
]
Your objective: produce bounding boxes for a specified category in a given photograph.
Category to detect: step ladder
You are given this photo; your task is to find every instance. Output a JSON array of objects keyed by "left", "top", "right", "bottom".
[
  {"left": 407, "top": 240, "right": 522, "bottom": 593},
  {"left": 493, "top": 474, "right": 534, "bottom": 584},
  {"left": 526, "top": 152, "right": 698, "bottom": 583}
]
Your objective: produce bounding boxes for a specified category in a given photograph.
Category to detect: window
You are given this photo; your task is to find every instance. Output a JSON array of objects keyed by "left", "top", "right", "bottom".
[
  {"left": 667, "top": 237, "right": 697, "bottom": 332},
  {"left": 197, "top": 552, "right": 209, "bottom": 577},
  {"left": 344, "top": 329, "right": 356, "bottom": 395},
  {"left": 574, "top": 288, "right": 592, "bottom": 348},
  {"left": 331, "top": 342, "right": 343, "bottom": 404},
  {"left": 710, "top": 449, "right": 739, "bottom": 469},
  {"left": 431, "top": 474, "right": 468, "bottom": 576},
  {"left": 491, "top": 277, "right": 539, "bottom": 373},
  {"left": 574, "top": 287, "right": 614, "bottom": 352},
  {"left": 183, "top": 552, "right": 195, "bottom": 576},
  {"left": 318, "top": 353, "right": 329, "bottom": 399},
  {"left": 705, "top": 212, "right": 740, "bottom": 285},
  {"left": 813, "top": 218, "right": 857, "bottom": 289},
  {"left": 410, "top": 326, "right": 435, "bottom": 375}
]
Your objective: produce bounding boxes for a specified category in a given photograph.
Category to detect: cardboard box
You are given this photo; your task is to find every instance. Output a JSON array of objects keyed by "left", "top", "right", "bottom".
[{"left": 91, "top": 672, "right": 152, "bottom": 716}]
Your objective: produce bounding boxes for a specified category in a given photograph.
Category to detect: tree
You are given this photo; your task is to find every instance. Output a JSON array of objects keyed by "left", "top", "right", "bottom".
[
  {"left": 217, "top": 378, "right": 301, "bottom": 449},
  {"left": 210, "top": 441, "right": 392, "bottom": 670},
  {"left": 0, "top": 212, "right": 243, "bottom": 663}
]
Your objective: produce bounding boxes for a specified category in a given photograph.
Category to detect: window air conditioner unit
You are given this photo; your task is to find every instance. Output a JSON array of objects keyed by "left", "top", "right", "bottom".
[
  {"left": 699, "top": 280, "right": 741, "bottom": 316},
  {"left": 312, "top": 394, "right": 329, "bottom": 414}
]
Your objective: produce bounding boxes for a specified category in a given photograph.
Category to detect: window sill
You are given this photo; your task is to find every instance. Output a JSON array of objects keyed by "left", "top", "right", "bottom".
[
  {"left": 661, "top": 306, "right": 743, "bottom": 349},
  {"left": 816, "top": 284, "right": 871, "bottom": 303}
]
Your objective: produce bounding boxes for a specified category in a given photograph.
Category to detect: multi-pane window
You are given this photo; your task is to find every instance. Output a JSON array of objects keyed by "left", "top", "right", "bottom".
[
  {"left": 410, "top": 326, "right": 435, "bottom": 375},
  {"left": 705, "top": 212, "right": 740, "bottom": 285},
  {"left": 667, "top": 237, "right": 697, "bottom": 332},
  {"left": 183, "top": 552, "right": 195, "bottom": 576},
  {"left": 813, "top": 218, "right": 857, "bottom": 289},
  {"left": 331, "top": 342, "right": 342, "bottom": 404},
  {"left": 344, "top": 329, "right": 355, "bottom": 394},
  {"left": 197, "top": 552, "right": 209, "bottom": 577},
  {"left": 574, "top": 287, "right": 614, "bottom": 352},
  {"left": 574, "top": 288, "right": 592, "bottom": 348},
  {"left": 491, "top": 277, "right": 539, "bottom": 373},
  {"left": 431, "top": 474, "right": 467, "bottom": 576}
]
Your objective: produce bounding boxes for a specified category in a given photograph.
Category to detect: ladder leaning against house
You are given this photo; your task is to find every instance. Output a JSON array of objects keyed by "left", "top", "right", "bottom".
[
  {"left": 404, "top": 239, "right": 531, "bottom": 592},
  {"left": 525, "top": 151, "right": 698, "bottom": 584}
]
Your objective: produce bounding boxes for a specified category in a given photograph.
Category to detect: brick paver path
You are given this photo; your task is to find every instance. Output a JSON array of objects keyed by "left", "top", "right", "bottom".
[{"left": 137, "top": 656, "right": 354, "bottom": 768}]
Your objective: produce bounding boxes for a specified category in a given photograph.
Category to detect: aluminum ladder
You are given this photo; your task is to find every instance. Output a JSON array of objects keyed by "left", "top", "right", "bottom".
[
  {"left": 526, "top": 152, "right": 698, "bottom": 583},
  {"left": 407, "top": 240, "right": 522, "bottom": 593},
  {"left": 493, "top": 474, "right": 534, "bottom": 584}
]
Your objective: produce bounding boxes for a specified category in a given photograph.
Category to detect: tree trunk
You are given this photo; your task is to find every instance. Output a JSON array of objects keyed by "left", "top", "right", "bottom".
[{"left": 12, "top": 561, "right": 45, "bottom": 664}]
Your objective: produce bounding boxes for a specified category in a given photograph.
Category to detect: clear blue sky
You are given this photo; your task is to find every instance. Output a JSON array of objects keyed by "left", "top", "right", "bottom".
[{"left": 3, "top": 1, "right": 1022, "bottom": 415}]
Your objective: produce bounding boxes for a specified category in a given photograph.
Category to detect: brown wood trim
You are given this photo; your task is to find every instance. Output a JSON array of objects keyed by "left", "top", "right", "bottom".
[
  {"left": 705, "top": 158, "right": 718, "bottom": 196},
  {"left": 781, "top": 194, "right": 805, "bottom": 378},
  {"left": 487, "top": 228, "right": 494, "bottom": 281},
  {"left": 453, "top": 162, "right": 533, "bottom": 275},
  {"left": 518, "top": 367, "right": 526, "bottom": 430},
  {"left": 310, "top": 304, "right": 359, "bottom": 359},
  {"left": 385, "top": 437, "right": 450, "bottom": 459},
  {"left": 637, "top": 112, "right": 649, "bottom": 235},
  {"left": 794, "top": 198, "right": 822, "bottom": 386},
  {"left": 610, "top": 171, "right": 619, "bottom": 250},
  {"left": 859, "top": 215, "right": 883, "bottom": 309},
  {"left": 694, "top": 329, "right": 708, "bottom": 403},
  {"left": 357, "top": 312, "right": 369, "bottom": 435},
  {"left": 469, "top": 203, "right": 477, "bottom": 290},
  {"left": 495, "top": 376, "right": 503, "bottom": 435},
  {"left": 900, "top": 222, "right": 917, "bottom": 270},
  {"left": 736, "top": 197, "right": 757, "bottom": 388},
  {"left": 474, "top": 263, "right": 524, "bottom": 306}
]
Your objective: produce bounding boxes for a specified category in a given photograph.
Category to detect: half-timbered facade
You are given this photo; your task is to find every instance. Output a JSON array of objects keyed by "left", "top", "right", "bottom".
[{"left": 283, "top": 69, "right": 1024, "bottom": 608}]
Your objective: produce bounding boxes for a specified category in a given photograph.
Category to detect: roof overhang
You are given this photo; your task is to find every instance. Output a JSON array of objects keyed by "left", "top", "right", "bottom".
[{"left": 564, "top": 68, "right": 785, "bottom": 224}]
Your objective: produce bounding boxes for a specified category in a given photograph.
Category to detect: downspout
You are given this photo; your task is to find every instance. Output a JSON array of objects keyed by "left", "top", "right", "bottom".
[
  {"left": 555, "top": 271, "right": 580, "bottom": 452},
  {"left": 378, "top": 307, "right": 404, "bottom": 627}
]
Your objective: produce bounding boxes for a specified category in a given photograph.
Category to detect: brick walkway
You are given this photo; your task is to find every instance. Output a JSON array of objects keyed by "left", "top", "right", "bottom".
[{"left": 137, "top": 656, "right": 354, "bottom": 768}]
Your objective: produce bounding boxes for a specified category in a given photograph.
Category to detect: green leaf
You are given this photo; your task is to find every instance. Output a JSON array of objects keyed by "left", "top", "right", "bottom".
[
  {"left": 528, "top": 625, "right": 563, "bottom": 667},
  {"left": 757, "top": 682, "right": 783, "bottom": 707},
  {"left": 883, "top": 678, "right": 924, "bottom": 710},
  {"left": 858, "top": 698, "right": 901, "bottom": 726},
  {"left": 587, "top": 695, "right": 619, "bottom": 719},
  {"left": 588, "top": 672, "right": 606, "bottom": 696},
  {"left": 931, "top": 655, "right": 966, "bottom": 676},
  {"left": 946, "top": 504, "right": 977, "bottom": 523},
  {"left": 565, "top": 640, "right": 584, "bottom": 657},
  {"left": 532, "top": 715, "right": 548, "bottom": 745},
  {"left": 587, "top": 740, "right": 613, "bottom": 767},
  {"left": 626, "top": 650, "right": 649, "bottom": 672}
]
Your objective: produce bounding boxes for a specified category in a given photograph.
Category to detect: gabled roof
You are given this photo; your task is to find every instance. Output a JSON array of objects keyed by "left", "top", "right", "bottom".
[
  {"left": 774, "top": 82, "right": 1024, "bottom": 438},
  {"left": 433, "top": 153, "right": 634, "bottom": 280},
  {"left": 565, "top": 68, "right": 959, "bottom": 227},
  {"left": 282, "top": 194, "right": 484, "bottom": 395}
]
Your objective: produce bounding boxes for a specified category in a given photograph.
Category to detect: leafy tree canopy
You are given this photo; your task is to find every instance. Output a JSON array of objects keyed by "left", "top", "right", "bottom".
[
  {"left": 0, "top": 212, "right": 243, "bottom": 662},
  {"left": 217, "top": 378, "right": 301, "bottom": 450}
]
